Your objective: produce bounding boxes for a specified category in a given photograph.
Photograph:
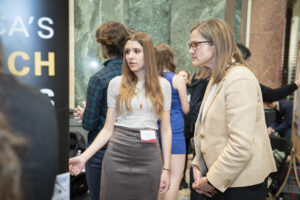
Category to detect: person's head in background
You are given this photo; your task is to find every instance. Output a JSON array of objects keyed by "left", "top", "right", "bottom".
[
  {"left": 237, "top": 43, "right": 251, "bottom": 61},
  {"left": 127, "top": 27, "right": 136, "bottom": 36},
  {"left": 0, "top": 112, "right": 26, "bottom": 200},
  {"left": 189, "top": 18, "right": 245, "bottom": 83},
  {"left": 154, "top": 43, "right": 176, "bottom": 76},
  {"left": 177, "top": 69, "right": 191, "bottom": 87},
  {"left": 96, "top": 21, "right": 129, "bottom": 59}
]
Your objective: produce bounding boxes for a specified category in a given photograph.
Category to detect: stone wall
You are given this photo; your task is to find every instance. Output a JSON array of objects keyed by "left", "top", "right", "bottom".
[
  {"left": 74, "top": 0, "right": 225, "bottom": 105},
  {"left": 248, "top": 0, "right": 286, "bottom": 88}
]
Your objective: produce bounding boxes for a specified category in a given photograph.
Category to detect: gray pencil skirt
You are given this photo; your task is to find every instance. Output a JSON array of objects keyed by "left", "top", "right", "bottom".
[{"left": 100, "top": 126, "right": 162, "bottom": 200}]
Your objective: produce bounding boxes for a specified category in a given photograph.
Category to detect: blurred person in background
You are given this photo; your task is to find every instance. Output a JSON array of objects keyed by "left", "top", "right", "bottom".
[
  {"left": 155, "top": 43, "right": 189, "bottom": 199},
  {"left": 237, "top": 43, "right": 300, "bottom": 103},
  {"left": 73, "top": 21, "right": 129, "bottom": 200},
  {"left": 0, "top": 42, "right": 58, "bottom": 200},
  {"left": 265, "top": 100, "right": 293, "bottom": 139},
  {"left": 0, "top": 111, "right": 26, "bottom": 200},
  {"left": 177, "top": 68, "right": 192, "bottom": 190}
]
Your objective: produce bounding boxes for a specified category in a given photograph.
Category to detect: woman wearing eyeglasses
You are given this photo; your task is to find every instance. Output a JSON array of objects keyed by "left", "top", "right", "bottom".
[{"left": 189, "top": 18, "right": 276, "bottom": 200}]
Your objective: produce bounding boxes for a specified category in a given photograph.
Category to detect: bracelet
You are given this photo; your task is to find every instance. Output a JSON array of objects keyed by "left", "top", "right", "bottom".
[{"left": 162, "top": 167, "right": 170, "bottom": 172}]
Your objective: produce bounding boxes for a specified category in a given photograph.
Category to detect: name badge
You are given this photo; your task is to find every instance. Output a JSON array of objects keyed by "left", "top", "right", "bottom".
[{"left": 140, "top": 130, "right": 157, "bottom": 143}]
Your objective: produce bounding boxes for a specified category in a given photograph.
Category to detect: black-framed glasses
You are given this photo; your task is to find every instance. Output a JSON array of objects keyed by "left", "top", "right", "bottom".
[{"left": 188, "top": 41, "right": 212, "bottom": 50}]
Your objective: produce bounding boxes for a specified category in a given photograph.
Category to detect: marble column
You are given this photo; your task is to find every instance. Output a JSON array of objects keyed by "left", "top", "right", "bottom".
[
  {"left": 248, "top": 0, "right": 287, "bottom": 88},
  {"left": 73, "top": 0, "right": 226, "bottom": 105},
  {"left": 170, "top": 0, "right": 225, "bottom": 74},
  {"left": 127, "top": 0, "right": 170, "bottom": 45},
  {"left": 74, "top": 0, "right": 103, "bottom": 106}
]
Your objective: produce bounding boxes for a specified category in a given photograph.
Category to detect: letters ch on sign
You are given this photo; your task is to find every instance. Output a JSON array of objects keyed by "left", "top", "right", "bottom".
[{"left": 8, "top": 51, "right": 55, "bottom": 76}]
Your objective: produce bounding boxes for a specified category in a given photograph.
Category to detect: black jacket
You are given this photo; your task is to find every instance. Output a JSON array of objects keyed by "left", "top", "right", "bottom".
[
  {"left": 184, "top": 74, "right": 209, "bottom": 139},
  {"left": 260, "top": 83, "right": 297, "bottom": 103}
]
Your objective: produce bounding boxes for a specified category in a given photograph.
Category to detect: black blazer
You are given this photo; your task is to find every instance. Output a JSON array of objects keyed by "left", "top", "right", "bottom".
[
  {"left": 260, "top": 83, "right": 297, "bottom": 102},
  {"left": 184, "top": 74, "right": 209, "bottom": 139}
]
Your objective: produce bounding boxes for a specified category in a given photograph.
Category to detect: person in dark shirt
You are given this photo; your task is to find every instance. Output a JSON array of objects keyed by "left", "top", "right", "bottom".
[
  {"left": 266, "top": 100, "right": 293, "bottom": 139},
  {"left": 237, "top": 43, "right": 300, "bottom": 102},
  {"left": 186, "top": 68, "right": 209, "bottom": 200},
  {"left": 73, "top": 21, "right": 129, "bottom": 200}
]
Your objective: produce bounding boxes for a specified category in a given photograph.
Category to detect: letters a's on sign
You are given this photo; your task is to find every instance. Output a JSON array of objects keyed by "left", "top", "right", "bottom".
[{"left": 1, "top": 16, "right": 55, "bottom": 77}]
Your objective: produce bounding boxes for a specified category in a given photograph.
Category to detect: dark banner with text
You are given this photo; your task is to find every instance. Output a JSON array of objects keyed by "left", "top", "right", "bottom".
[{"left": 0, "top": 0, "right": 69, "bottom": 176}]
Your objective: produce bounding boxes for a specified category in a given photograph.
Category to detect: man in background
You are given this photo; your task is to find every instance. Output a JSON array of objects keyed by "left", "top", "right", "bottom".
[{"left": 74, "top": 22, "right": 129, "bottom": 200}]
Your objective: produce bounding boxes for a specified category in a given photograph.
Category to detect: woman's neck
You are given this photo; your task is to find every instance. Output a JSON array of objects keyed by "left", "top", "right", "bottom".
[{"left": 134, "top": 68, "right": 146, "bottom": 82}]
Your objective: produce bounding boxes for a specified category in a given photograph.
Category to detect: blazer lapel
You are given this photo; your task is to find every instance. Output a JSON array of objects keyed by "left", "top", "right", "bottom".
[
  {"left": 200, "top": 78, "right": 225, "bottom": 123},
  {"left": 194, "top": 77, "right": 225, "bottom": 138},
  {"left": 197, "top": 78, "right": 214, "bottom": 121},
  {"left": 194, "top": 78, "right": 213, "bottom": 134}
]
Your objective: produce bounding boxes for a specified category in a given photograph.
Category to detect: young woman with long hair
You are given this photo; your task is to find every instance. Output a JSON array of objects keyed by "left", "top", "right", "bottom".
[{"left": 69, "top": 32, "right": 172, "bottom": 200}]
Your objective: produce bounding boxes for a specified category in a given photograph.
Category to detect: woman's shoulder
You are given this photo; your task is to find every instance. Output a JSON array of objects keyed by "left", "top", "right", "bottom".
[
  {"left": 159, "top": 76, "right": 168, "bottom": 84},
  {"left": 159, "top": 77, "right": 171, "bottom": 90},
  {"left": 224, "top": 65, "right": 259, "bottom": 88},
  {"left": 226, "top": 65, "right": 255, "bottom": 79},
  {"left": 109, "top": 76, "right": 122, "bottom": 87}
]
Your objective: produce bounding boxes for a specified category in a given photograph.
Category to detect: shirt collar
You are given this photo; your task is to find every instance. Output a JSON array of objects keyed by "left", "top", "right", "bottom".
[{"left": 103, "top": 58, "right": 123, "bottom": 67}]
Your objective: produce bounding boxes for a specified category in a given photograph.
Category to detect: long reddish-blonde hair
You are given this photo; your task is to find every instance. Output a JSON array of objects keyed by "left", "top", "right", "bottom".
[
  {"left": 155, "top": 43, "right": 176, "bottom": 76},
  {"left": 116, "top": 32, "right": 164, "bottom": 118}
]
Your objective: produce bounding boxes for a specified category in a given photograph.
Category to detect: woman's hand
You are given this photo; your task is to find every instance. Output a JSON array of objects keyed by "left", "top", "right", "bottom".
[
  {"left": 69, "top": 155, "right": 87, "bottom": 176},
  {"left": 192, "top": 166, "right": 216, "bottom": 197},
  {"left": 159, "top": 169, "right": 170, "bottom": 193},
  {"left": 295, "top": 70, "right": 300, "bottom": 87},
  {"left": 267, "top": 127, "right": 275, "bottom": 135},
  {"left": 192, "top": 177, "right": 216, "bottom": 197},
  {"left": 192, "top": 165, "right": 202, "bottom": 183}
]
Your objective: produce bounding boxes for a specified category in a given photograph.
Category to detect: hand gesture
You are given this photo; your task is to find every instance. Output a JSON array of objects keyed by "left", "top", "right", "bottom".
[
  {"left": 193, "top": 176, "right": 216, "bottom": 197},
  {"left": 69, "top": 155, "right": 86, "bottom": 176},
  {"left": 192, "top": 166, "right": 216, "bottom": 197},
  {"left": 295, "top": 70, "right": 300, "bottom": 87},
  {"left": 267, "top": 127, "right": 275, "bottom": 135},
  {"left": 73, "top": 101, "right": 86, "bottom": 123},
  {"left": 159, "top": 170, "right": 170, "bottom": 193}
]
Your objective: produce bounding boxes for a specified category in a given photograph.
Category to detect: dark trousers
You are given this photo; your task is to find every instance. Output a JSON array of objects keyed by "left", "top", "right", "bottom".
[
  {"left": 182, "top": 138, "right": 190, "bottom": 180},
  {"left": 190, "top": 166, "right": 204, "bottom": 200},
  {"left": 85, "top": 147, "right": 105, "bottom": 200},
  {"left": 204, "top": 180, "right": 267, "bottom": 200}
]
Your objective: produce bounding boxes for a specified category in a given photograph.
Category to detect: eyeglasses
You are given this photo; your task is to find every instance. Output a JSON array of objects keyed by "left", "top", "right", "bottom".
[{"left": 188, "top": 41, "right": 212, "bottom": 50}]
